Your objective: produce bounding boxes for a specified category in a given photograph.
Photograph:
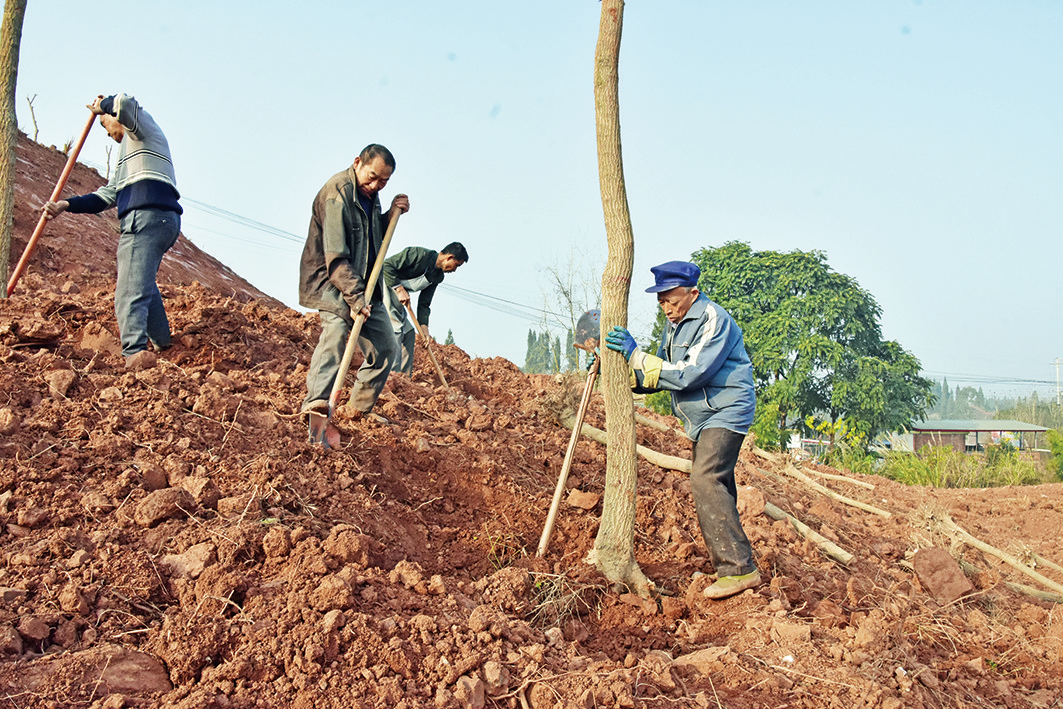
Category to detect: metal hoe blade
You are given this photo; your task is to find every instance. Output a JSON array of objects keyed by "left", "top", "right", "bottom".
[{"left": 574, "top": 309, "right": 601, "bottom": 350}]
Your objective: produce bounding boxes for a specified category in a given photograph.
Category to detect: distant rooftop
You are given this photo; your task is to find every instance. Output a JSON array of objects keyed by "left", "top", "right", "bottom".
[{"left": 912, "top": 419, "right": 1048, "bottom": 433}]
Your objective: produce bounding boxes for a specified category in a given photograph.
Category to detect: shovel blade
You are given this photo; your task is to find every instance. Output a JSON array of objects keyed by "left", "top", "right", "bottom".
[
  {"left": 308, "top": 411, "right": 341, "bottom": 449},
  {"left": 574, "top": 309, "right": 601, "bottom": 349}
]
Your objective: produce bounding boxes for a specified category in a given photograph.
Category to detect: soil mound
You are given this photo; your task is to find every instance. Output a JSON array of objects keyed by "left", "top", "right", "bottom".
[{"left": 1, "top": 137, "right": 1062, "bottom": 708}]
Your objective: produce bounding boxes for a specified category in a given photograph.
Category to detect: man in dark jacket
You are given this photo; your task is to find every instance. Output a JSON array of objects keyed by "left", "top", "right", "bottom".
[
  {"left": 606, "top": 260, "right": 761, "bottom": 600},
  {"left": 383, "top": 242, "right": 468, "bottom": 374},
  {"left": 298, "top": 144, "right": 409, "bottom": 422}
]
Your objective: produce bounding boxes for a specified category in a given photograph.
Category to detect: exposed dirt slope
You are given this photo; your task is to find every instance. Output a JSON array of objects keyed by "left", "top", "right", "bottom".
[
  {"left": 7, "top": 131, "right": 275, "bottom": 305},
  {"left": 1, "top": 139, "right": 1062, "bottom": 709}
]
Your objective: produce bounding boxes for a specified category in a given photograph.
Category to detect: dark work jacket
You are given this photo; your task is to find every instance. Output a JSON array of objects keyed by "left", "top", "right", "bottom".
[{"left": 298, "top": 165, "right": 386, "bottom": 322}]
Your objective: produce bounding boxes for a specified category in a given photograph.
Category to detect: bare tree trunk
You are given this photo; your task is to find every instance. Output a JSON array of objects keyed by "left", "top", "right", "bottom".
[
  {"left": 0, "top": 0, "right": 27, "bottom": 296},
  {"left": 591, "top": 0, "right": 652, "bottom": 597}
]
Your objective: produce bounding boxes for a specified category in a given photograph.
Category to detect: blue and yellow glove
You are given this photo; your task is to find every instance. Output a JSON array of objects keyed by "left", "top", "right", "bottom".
[{"left": 604, "top": 326, "right": 638, "bottom": 360}]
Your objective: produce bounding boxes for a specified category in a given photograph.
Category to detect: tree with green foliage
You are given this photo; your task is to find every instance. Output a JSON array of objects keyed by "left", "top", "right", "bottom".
[
  {"left": 444, "top": 329, "right": 454, "bottom": 345},
  {"left": 523, "top": 329, "right": 575, "bottom": 374},
  {"left": 523, "top": 330, "right": 550, "bottom": 373},
  {"left": 687, "top": 242, "right": 934, "bottom": 446}
]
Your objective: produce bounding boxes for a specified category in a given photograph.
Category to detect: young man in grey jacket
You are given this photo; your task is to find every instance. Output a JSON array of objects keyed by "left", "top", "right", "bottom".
[
  {"left": 44, "top": 93, "right": 181, "bottom": 357},
  {"left": 606, "top": 260, "right": 761, "bottom": 600}
]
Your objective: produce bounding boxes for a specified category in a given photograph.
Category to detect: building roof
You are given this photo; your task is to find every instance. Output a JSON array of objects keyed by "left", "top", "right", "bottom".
[{"left": 911, "top": 419, "right": 1049, "bottom": 433}]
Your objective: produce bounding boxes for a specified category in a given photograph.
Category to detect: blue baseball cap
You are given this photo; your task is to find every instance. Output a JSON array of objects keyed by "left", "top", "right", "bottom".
[{"left": 646, "top": 261, "right": 701, "bottom": 293}]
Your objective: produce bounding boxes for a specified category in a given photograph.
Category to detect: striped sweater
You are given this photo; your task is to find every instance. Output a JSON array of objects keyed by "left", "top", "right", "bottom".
[{"left": 65, "top": 94, "right": 182, "bottom": 217}]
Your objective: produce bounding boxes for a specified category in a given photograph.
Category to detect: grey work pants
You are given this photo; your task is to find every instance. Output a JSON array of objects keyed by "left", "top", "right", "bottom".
[
  {"left": 303, "top": 303, "right": 397, "bottom": 413},
  {"left": 392, "top": 325, "right": 416, "bottom": 375},
  {"left": 690, "top": 427, "right": 757, "bottom": 578}
]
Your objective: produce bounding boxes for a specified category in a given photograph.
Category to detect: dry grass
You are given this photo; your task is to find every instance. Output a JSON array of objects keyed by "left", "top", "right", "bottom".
[{"left": 527, "top": 572, "right": 604, "bottom": 628}]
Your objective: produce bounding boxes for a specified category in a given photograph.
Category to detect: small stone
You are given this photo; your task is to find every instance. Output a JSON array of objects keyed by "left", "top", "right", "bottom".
[
  {"left": 0, "top": 625, "right": 23, "bottom": 655},
  {"left": 309, "top": 575, "right": 354, "bottom": 612},
  {"left": 46, "top": 369, "right": 77, "bottom": 399},
  {"left": 567, "top": 489, "right": 600, "bottom": 510},
  {"left": 16, "top": 507, "right": 48, "bottom": 528},
  {"left": 0, "top": 587, "right": 28, "bottom": 606},
  {"left": 79, "top": 323, "right": 122, "bottom": 356},
  {"left": 0, "top": 408, "right": 19, "bottom": 436},
  {"left": 99, "top": 386, "right": 124, "bottom": 402},
  {"left": 125, "top": 350, "right": 157, "bottom": 371},
  {"left": 427, "top": 574, "right": 446, "bottom": 595},
  {"left": 262, "top": 526, "right": 292, "bottom": 559},
  {"left": 58, "top": 583, "right": 90, "bottom": 615},
  {"left": 81, "top": 491, "right": 116, "bottom": 514},
  {"left": 673, "top": 646, "right": 730, "bottom": 675},
  {"left": 138, "top": 461, "right": 168, "bottom": 491},
  {"left": 913, "top": 547, "right": 974, "bottom": 603},
  {"left": 179, "top": 476, "right": 220, "bottom": 509},
  {"left": 16, "top": 616, "right": 51, "bottom": 642},
  {"left": 736, "top": 485, "right": 765, "bottom": 517},
  {"left": 67, "top": 550, "right": 92, "bottom": 569},
  {"left": 771, "top": 618, "right": 812, "bottom": 645},
  {"left": 133, "top": 488, "right": 195, "bottom": 528},
  {"left": 389, "top": 560, "right": 425, "bottom": 590},
  {"left": 217, "top": 493, "right": 259, "bottom": 518},
  {"left": 482, "top": 660, "right": 510, "bottom": 696},
  {"left": 159, "top": 542, "right": 217, "bottom": 580},
  {"left": 453, "top": 675, "right": 486, "bottom": 709}
]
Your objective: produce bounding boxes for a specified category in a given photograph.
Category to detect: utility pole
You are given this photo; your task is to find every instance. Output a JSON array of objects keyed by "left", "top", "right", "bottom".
[{"left": 1053, "top": 358, "right": 1062, "bottom": 407}]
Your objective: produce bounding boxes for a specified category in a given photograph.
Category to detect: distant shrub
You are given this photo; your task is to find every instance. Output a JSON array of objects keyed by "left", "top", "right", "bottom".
[
  {"left": 1046, "top": 429, "right": 1063, "bottom": 481},
  {"left": 644, "top": 390, "right": 671, "bottom": 417},
  {"left": 878, "top": 445, "right": 1047, "bottom": 488}
]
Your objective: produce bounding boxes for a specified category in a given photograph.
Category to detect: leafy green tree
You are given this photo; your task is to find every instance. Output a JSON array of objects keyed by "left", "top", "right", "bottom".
[
  {"left": 523, "top": 329, "right": 574, "bottom": 374},
  {"left": 444, "top": 329, "right": 455, "bottom": 345},
  {"left": 690, "top": 242, "right": 934, "bottom": 446},
  {"left": 523, "top": 330, "right": 549, "bottom": 373}
]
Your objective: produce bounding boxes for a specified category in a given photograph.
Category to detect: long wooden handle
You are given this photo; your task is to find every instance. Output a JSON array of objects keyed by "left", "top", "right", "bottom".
[
  {"left": 403, "top": 299, "right": 448, "bottom": 388},
  {"left": 537, "top": 357, "right": 600, "bottom": 557},
  {"left": 327, "top": 208, "right": 402, "bottom": 415},
  {"left": 7, "top": 109, "right": 98, "bottom": 297}
]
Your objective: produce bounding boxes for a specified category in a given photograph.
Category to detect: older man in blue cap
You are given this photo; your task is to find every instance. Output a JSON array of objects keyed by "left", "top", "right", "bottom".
[{"left": 605, "top": 260, "right": 761, "bottom": 599}]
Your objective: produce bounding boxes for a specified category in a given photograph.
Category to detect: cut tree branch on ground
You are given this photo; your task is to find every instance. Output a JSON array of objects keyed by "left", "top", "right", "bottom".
[
  {"left": 763, "top": 502, "right": 854, "bottom": 566},
  {"left": 936, "top": 513, "right": 1063, "bottom": 597},
  {"left": 799, "top": 466, "right": 875, "bottom": 490},
  {"left": 753, "top": 445, "right": 875, "bottom": 490},
  {"left": 753, "top": 447, "right": 890, "bottom": 518},
  {"left": 1004, "top": 581, "right": 1063, "bottom": 604},
  {"left": 559, "top": 415, "right": 690, "bottom": 473},
  {"left": 782, "top": 462, "right": 891, "bottom": 518},
  {"left": 633, "top": 411, "right": 672, "bottom": 432}
]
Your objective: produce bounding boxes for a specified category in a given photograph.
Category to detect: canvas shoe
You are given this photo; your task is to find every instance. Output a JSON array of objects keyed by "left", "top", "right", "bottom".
[{"left": 703, "top": 570, "right": 761, "bottom": 600}]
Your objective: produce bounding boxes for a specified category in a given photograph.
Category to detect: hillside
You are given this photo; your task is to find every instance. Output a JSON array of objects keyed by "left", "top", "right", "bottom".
[{"left": 1, "top": 137, "right": 1063, "bottom": 708}]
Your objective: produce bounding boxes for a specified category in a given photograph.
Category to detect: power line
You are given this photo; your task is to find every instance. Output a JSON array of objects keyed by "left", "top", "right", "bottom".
[
  {"left": 182, "top": 198, "right": 303, "bottom": 243},
  {"left": 922, "top": 370, "right": 1053, "bottom": 386}
]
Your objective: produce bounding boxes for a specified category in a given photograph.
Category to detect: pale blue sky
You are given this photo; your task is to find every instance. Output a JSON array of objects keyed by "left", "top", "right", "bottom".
[{"left": 15, "top": 1, "right": 1063, "bottom": 398}]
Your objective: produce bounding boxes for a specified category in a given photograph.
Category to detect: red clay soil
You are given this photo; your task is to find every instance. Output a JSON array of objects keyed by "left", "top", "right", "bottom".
[{"left": 1, "top": 136, "right": 1062, "bottom": 708}]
